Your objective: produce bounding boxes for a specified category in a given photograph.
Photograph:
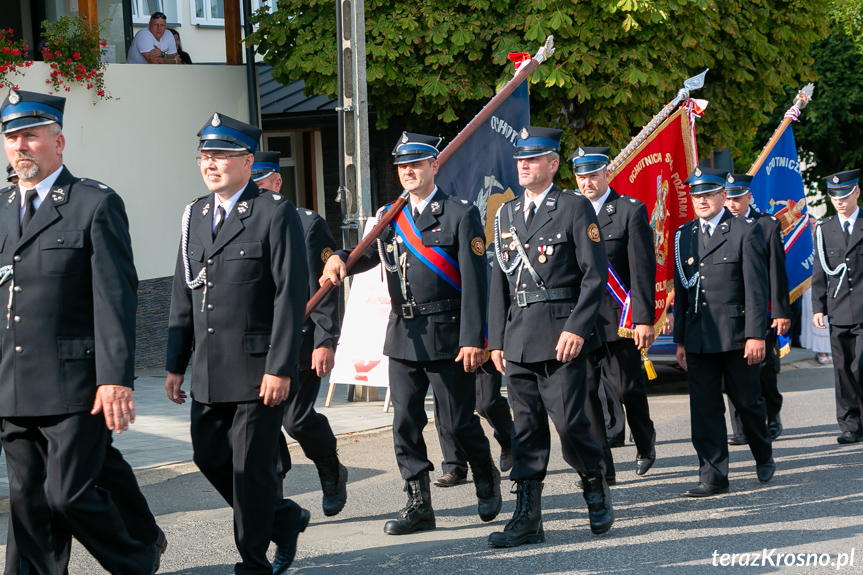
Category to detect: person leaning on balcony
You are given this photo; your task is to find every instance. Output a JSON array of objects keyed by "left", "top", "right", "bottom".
[{"left": 127, "top": 11, "right": 180, "bottom": 64}]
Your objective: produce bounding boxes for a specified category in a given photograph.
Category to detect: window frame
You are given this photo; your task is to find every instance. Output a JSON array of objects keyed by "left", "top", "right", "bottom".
[
  {"left": 189, "top": 0, "right": 274, "bottom": 27},
  {"left": 131, "top": 0, "right": 183, "bottom": 27}
]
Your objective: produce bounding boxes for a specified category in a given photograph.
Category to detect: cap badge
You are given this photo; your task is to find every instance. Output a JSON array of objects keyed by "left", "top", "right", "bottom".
[
  {"left": 833, "top": 176, "right": 839, "bottom": 184},
  {"left": 211, "top": 113, "right": 221, "bottom": 127},
  {"left": 8, "top": 90, "right": 20, "bottom": 105},
  {"left": 727, "top": 175, "right": 734, "bottom": 183},
  {"left": 577, "top": 148, "right": 585, "bottom": 157},
  {"left": 519, "top": 127, "right": 529, "bottom": 140},
  {"left": 401, "top": 132, "right": 409, "bottom": 144},
  {"left": 694, "top": 167, "right": 702, "bottom": 177}
]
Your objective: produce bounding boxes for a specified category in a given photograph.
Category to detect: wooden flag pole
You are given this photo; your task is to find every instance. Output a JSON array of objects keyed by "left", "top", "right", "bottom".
[
  {"left": 748, "top": 84, "right": 814, "bottom": 176},
  {"left": 305, "top": 36, "right": 556, "bottom": 319}
]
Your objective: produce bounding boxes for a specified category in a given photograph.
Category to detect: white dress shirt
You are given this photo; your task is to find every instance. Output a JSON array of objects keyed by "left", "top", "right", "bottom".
[
  {"left": 838, "top": 206, "right": 860, "bottom": 235},
  {"left": 410, "top": 186, "right": 438, "bottom": 216},
  {"left": 523, "top": 183, "right": 553, "bottom": 222},
  {"left": 212, "top": 184, "right": 248, "bottom": 230},
  {"left": 698, "top": 207, "right": 726, "bottom": 237},
  {"left": 590, "top": 187, "right": 612, "bottom": 215},
  {"left": 18, "top": 165, "right": 64, "bottom": 224}
]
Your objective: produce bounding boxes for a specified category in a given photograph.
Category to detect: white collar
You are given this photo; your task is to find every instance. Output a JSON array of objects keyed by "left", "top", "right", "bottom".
[
  {"left": 523, "top": 184, "right": 553, "bottom": 213},
  {"left": 699, "top": 207, "right": 726, "bottom": 233},
  {"left": 410, "top": 186, "right": 438, "bottom": 215},
  {"left": 590, "top": 187, "right": 612, "bottom": 215},
  {"left": 213, "top": 183, "right": 248, "bottom": 218},
  {"left": 18, "top": 165, "right": 64, "bottom": 205}
]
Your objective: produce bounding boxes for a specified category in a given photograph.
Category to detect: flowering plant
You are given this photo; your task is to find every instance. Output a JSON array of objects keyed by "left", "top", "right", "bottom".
[
  {"left": 0, "top": 28, "right": 33, "bottom": 90},
  {"left": 41, "top": 16, "right": 111, "bottom": 100}
]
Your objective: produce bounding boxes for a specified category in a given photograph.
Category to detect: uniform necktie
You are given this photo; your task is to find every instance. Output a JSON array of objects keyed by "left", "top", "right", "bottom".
[
  {"left": 702, "top": 222, "right": 711, "bottom": 248},
  {"left": 844, "top": 220, "right": 851, "bottom": 244},
  {"left": 525, "top": 202, "right": 536, "bottom": 229},
  {"left": 213, "top": 205, "right": 226, "bottom": 239},
  {"left": 412, "top": 206, "right": 420, "bottom": 222},
  {"left": 21, "top": 189, "right": 37, "bottom": 233}
]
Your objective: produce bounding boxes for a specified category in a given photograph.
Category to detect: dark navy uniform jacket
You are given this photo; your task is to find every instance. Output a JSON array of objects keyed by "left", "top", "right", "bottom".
[
  {"left": 165, "top": 181, "right": 308, "bottom": 403},
  {"left": 296, "top": 207, "right": 340, "bottom": 366},
  {"left": 812, "top": 214, "right": 863, "bottom": 326},
  {"left": 0, "top": 167, "right": 138, "bottom": 417},
  {"left": 750, "top": 209, "right": 792, "bottom": 323},
  {"left": 594, "top": 189, "right": 655, "bottom": 342},
  {"left": 335, "top": 188, "right": 487, "bottom": 362},
  {"left": 488, "top": 186, "right": 607, "bottom": 363},
  {"left": 673, "top": 208, "right": 768, "bottom": 353}
]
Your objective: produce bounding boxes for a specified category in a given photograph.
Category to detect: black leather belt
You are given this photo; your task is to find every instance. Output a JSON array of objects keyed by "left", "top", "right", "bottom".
[
  {"left": 396, "top": 298, "right": 461, "bottom": 319},
  {"left": 511, "top": 287, "right": 575, "bottom": 307}
]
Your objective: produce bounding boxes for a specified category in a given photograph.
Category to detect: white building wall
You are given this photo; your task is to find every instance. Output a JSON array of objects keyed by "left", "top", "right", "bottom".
[{"left": 13, "top": 62, "right": 250, "bottom": 280}]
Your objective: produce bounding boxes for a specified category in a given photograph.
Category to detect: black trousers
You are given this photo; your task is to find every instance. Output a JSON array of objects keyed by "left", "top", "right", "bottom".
[
  {"left": 506, "top": 356, "right": 604, "bottom": 481},
  {"left": 729, "top": 327, "right": 783, "bottom": 434},
  {"left": 686, "top": 350, "right": 772, "bottom": 487},
  {"left": 191, "top": 400, "right": 301, "bottom": 575},
  {"left": 0, "top": 412, "right": 152, "bottom": 575},
  {"left": 4, "top": 434, "right": 161, "bottom": 575},
  {"left": 389, "top": 358, "right": 492, "bottom": 480},
  {"left": 435, "top": 359, "right": 513, "bottom": 476},
  {"left": 584, "top": 348, "right": 616, "bottom": 478},
  {"left": 277, "top": 368, "right": 339, "bottom": 473},
  {"left": 828, "top": 324, "right": 863, "bottom": 435},
  {"left": 601, "top": 372, "right": 627, "bottom": 443}
]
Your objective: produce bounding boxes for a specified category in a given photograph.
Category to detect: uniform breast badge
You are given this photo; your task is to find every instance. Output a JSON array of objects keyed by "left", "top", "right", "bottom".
[
  {"left": 588, "top": 223, "right": 600, "bottom": 243},
  {"left": 471, "top": 237, "right": 485, "bottom": 256}
]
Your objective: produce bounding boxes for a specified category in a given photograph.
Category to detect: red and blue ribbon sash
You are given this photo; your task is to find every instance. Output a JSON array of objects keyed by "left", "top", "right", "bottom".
[
  {"left": 606, "top": 263, "right": 633, "bottom": 330},
  {"left": 391, "top": 205, "right": 461, "bottom": 291}
]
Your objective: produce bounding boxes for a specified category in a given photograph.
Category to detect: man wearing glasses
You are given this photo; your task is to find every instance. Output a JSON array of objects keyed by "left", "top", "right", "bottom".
[
  {"left": 673, "top": 167, "right": 774, "bottom": 497},
  {"left": 127, "top": 12, "right": 180, "bottom": 64},
  {"left": 164, "top": 113, "right": 309, "bottom": 574}
]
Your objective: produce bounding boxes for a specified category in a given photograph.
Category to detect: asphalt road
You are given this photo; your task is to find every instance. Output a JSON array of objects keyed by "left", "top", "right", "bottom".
[{"left": 2, "top": 361, "right": 861, "bottom": 575}]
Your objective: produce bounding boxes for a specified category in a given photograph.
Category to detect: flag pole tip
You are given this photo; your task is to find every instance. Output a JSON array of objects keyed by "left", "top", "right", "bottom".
[
  {"left": 683, "top": 69, "right": 708, "bottom": 92},
  {"left": 534, "top": 36, "right": 555, "bottom": 64}
]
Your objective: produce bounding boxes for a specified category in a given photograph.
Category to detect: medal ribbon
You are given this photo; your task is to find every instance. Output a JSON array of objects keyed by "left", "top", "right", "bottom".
[
  {"left": 606, "top": 263, "right": 633, "bottom": 330},
  {"left": 391, "top": 206, "right": 462, "bottom": 291}
]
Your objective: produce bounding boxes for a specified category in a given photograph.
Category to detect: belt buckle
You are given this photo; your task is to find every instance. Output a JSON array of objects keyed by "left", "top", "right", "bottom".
[
  {"left": 515, "top": 291, "right": 528, "bottom": 308},
  {"left": 401, "top": 303, "right": 416, "bottom": 319}
]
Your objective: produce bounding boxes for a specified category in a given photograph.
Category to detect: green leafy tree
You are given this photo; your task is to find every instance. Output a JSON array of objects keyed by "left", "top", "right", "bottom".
[{"left": 249, "top": 0, "right": 830, "bottom": 183}]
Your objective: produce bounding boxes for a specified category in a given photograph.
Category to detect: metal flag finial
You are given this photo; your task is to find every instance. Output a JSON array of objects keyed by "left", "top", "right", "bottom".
[
  {"left": 794, "top": 83, "right": 815, "bottom": 110},
  {"left": 683, "top": 69, "right": 709, "bottom": 92},
  {"left": 533, "top": 36, "right": 555, "bottom": 65}
]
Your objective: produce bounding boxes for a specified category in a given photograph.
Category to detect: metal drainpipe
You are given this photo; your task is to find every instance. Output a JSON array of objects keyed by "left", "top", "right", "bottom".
[
  {"left": 334, "top": 0, "right": 350, "bottom": 250},
  {"left": 242, "top": 0, "right": 259, "bottom": 128}
]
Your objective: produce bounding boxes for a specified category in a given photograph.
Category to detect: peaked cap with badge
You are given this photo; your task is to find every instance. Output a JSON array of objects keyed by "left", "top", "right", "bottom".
[
  {"left": 685, "top": 166, "right": 728, "bottom": 195},
  {"left": 823, "top": 169, "right": 860, "bottom": 199},
  {"left": 568, "top": 146, "right": 610, "bottom": 175},
  {"left": 197, "top": 112, "right": 262, "bottom": 152},
  {"left": 252, "top": 151, "right": 281, "bottom": 182},
  {"left": 392, "top": 132, "right": 443, "bottom": 165},
  {"left": 513, "top": 126, "right": 562, "bottom": 159},
  {"left": 723, "top": 173, "right": 754, "bottom": 198},
  {"left": 1, "top": 89, "right": 65, "bottom": 133}
]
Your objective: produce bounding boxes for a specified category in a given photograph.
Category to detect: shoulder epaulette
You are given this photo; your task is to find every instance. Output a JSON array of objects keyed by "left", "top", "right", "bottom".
[
  {"left": 257, "top": 191, "right": 285, "bottom": 203},
  {"left": 77, "top": 177, "right": 115, "bottom": 193}
]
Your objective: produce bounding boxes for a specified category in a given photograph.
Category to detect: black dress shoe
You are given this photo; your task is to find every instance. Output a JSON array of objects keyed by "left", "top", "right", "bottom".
[
  {"left": 767, "top": 415, "right": 783, "bottom": 440},
  {"left": 433, "top": 471, "right": 466, "bottom": 487},
  {"left": 756, "top": 458, "right": 776, "bottom": 484},
  {"left": 272, "top": 506, "right": 311, "bottom": 574},
  {"left": 149, "top": 528, "right": 168, "bottom": 575},
  {"left": 837, "top": 431, "right": 863, "bottom": 444},
  {"left": 635, "top": 431, "right": 656, "bottom": 476},
  {"left": 683, "top": 483, "right": 728, "bottom": 497},
  {"left": 727, "top": 433, "right": 748, "bottom": 446},
  {"left": 499, "top": 448, "right": 513, "bottom": 473}
]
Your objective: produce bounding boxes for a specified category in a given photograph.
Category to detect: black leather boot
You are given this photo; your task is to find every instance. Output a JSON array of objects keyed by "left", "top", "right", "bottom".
[
  {"left": 470, "top": 458, "right": 502, "bottom": 522},
  {"left": 314, "top": 451, "right": 348, "bottom": 517},
  {"left": 487, "top": 480, "right": 544, "bottom": 547},
  {"left": 383, "top": 472, "right": 436, "bottom": 535},
  {"left": 581, "top": 469, "right": 614, "bottom": 535}
]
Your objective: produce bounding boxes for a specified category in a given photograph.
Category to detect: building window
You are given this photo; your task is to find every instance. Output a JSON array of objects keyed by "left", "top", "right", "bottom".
[
  {"left": 262, "top": 133, "right": 299, "bottom": 207},
  {"left": 132, "top": 1, "right": 182, "bottom": 26},
  {"left": 190, "top": 0, "right": 274, "bottom": 27}
]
